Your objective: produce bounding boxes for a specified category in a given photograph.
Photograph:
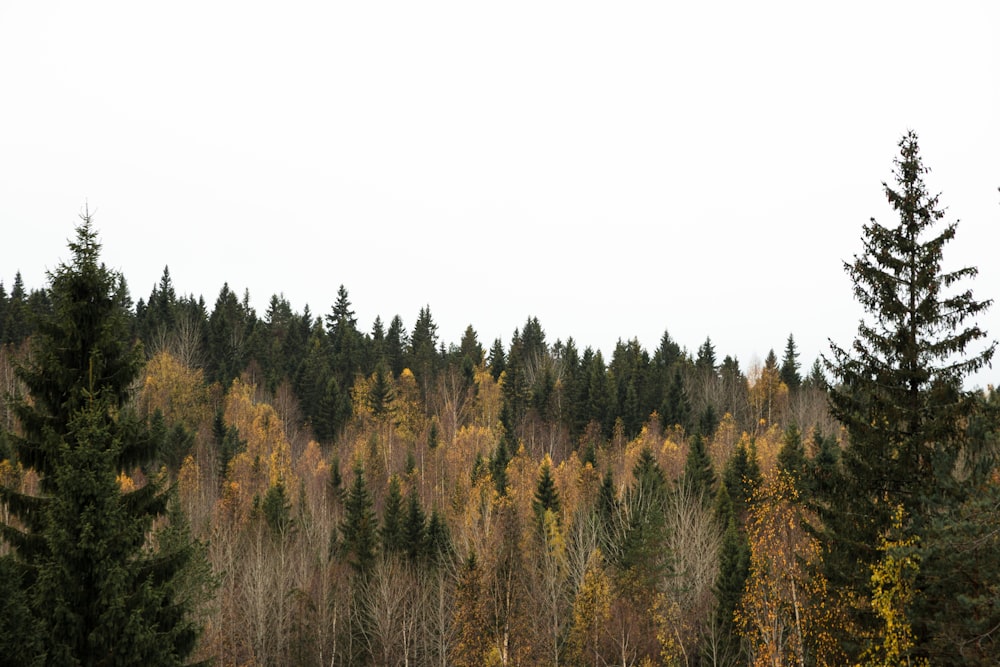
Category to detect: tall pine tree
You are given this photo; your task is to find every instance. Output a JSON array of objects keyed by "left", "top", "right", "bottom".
[
  {"left": 819, "top": 131, "right": 995, "bottom": 656},
  {"left": 0, "top": 216, "right": 203, "bottom": 665}
]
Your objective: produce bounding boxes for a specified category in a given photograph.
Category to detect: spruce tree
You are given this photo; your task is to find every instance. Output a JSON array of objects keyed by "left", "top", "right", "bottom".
[
  {"left": 380, "top": 474, "right": 405, "bottom": 555},
  {"left": 532, "top": 457, "right": 561, "bottom": 531},
  {"left": 402, "top": 488, "right": 427, "bottom": 565},
  {"left": 338, "top": 464, "right": 378, "bottom": 575},
  {"left": 682, "top": 433, "right": 715, "bottom": 501},
  {"left": 819, "top": 131, "right": 995, "bottom": 653},
  {"left": 0, "top": 217, "right": 203, "bottom": 665},
  {"left": 779, "top": 333, "right": 802, "bottom": 389}
]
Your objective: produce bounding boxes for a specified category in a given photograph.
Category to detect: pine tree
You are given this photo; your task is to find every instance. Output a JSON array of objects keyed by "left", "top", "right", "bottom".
[
  {"left": 488, "top": 337, "right": 506, "bottom": 380},
  {"left": 338, "top": 464, "right": 378, "bottom": 575},
  {"left": 779, "top": 333, "right": 802, "bottom": 389},
  {"left": 450, "top": 551, "right": 488, "bottom": 667},
  {"left": 409, "top": 305, "right": 439, "bottom": 394},
  {"left": 385, "top": 314, "right": 408, "bottom": 377},
  {"left": 722, "top": 440, "right": 761, "bottom": 527},
  {"left": 532, "top": 456, "right": 561, "bottom": 531},
  {"left": 661, "top": 367, "right": 691, "bottom": 431},
  {"left": 380, "top": 475, "right": 405, "bottom": 555},
  {"left": 402, "top": 488, "right": 427, "bottom": 565},
  {"left": 326, "top": 284, "right": 361, "bottom": 384},
  {"left": 819, "top": 131, "right": 995, "bottom": 653},
  {"left": 776, "top": 423, "right": 806, "bottom": 484},
  {"left": 0, "top": 217, "right": 203, "bottom": 665},
  {"left": 682, "top": 433, "right": 716, "bottom": 502},
  {"left": 368, "top": 363, "right": 394, "bottom": 419}
]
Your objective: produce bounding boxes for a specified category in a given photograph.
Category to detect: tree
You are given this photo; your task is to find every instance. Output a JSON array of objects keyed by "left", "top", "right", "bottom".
[
  {"left": 338, "top": 464, "right": 378, "bottom": 575},
  {"left": 451, "top": 551, "right": 489, "bottom": 667},
  {"left": 380, "top": 474, "right": 405, "bottom": 555},
  {"left": 780, "top": 334, "right": 802, "bottom": 390},
  {"left": 661, "top": 366, "right": 691, "bottom": 432},
  {"left": 565, "top": 549, "right": 613, "bottom": 666},
  {"left": 206, "top": 282, "right": 255, "bottom": 387},
  {"left": 0, "top": 216, "right": 203, "bottom": 665},
  {"left": 532, "top": 455, "right": 561, "bottom": 530},
  {"left": 682, "top": 433, "right": 716, "bottom": 502},
  {"left": 326, "top": 284, "right": 362, "bottom": 385},
  {"left": 819, "top": 131, "right": 995, "bottom": 650}
]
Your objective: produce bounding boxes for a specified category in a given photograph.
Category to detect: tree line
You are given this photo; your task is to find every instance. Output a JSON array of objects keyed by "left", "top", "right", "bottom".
[{"left": 1, "top": 131, "right": 998, "bottom": 665}]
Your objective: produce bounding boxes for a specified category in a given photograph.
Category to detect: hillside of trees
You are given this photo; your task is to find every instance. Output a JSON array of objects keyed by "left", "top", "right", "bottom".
[{"left": 1, "top": 132, "right": 998, "bottom": 666}]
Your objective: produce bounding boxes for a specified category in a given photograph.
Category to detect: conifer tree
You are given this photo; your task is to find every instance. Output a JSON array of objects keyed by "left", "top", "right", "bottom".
[
  {"left": 532, "top": 456, "right": 561, "bottom": 530},
  {"left": 661, "top": 367, "right": 691, "bottom": 431},
  {"left": 779, "top": 333, "right": 801, "bottom": 389},
  {"left": 380, "top": 474, "right": 404, "bottom": 555},
  {"left": 0, "top": 217, "right": 203, "bottom": 665},
  {"left": 402, "top": 488, "right": 426, "bottom": 565},
  {"left": 819, "top": 131, "right": 995, "bottom": 653},
  {"left": 776, "top": 423, "right": 806, "bottom": 484},
  {"left": 385, "top": 314, "right": 407, "bottom": 377},
  {"left": 338, "top": 464, "right": 378, "bottom": 575},
  {"left": 682, "top": 432, "right": 716, "bottom": 502},
  {"left": 488, "top": 337, "right": 506, "bottom": 380},
  {"left": 450, "top": 551, "right": 488, "bottom": 667}
]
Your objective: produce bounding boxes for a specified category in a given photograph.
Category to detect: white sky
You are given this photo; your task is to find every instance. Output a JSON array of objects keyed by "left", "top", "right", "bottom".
[{"left": 2, "top": 1, "right": 998, "bottom": 388}]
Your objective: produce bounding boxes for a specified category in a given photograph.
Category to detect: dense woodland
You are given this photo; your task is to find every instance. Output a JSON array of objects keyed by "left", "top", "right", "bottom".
[{"left": 1, "top": 132, "right": 999, "bottom": 666}]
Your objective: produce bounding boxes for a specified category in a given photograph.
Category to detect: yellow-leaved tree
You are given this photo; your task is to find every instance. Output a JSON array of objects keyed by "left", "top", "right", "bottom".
[{"left": 737, "top": 469, "right": 844, "bottom": 666}]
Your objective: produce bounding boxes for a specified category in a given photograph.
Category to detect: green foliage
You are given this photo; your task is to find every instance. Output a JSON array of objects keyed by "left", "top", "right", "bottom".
[
  {"left": 262, "top": 480, "right": 292, "bottom": 537},
  {"left": 780, "top": 333, "right": 801, "bottom": 389},
  {"left": 722, "top": 440, "right": 761, "bottom": 527},
  {"left": 338, "top": 464, "right": 378, "bottom": 574},
  {"left": 776, "top": 423, "right": 806, "bottom": 484},
  {"left": 368, "top": 363, "right": 394, "bottom": 418},
  {"left": 402, "top": 487, "right": 426, "bottom": 564},
  {"left": 661, "top": 367, "right": 691, "bottom": 431},
  {"left": 616, "top": 448, "right": 669, "bottom": 592},
  {"left": 532, "top": 458, "right": 561, "bottom": 530},
  {"left": 819, "top": 132, "right": 996, "bottom": 652},
  {"left": 682, "top": 432, "right": 716, "bottom": 501},
  {"left": 0, "top": 217, "right": 203, "bottom": 665},
  {"left": 915, "top": 479, "right": 1000, "bottom": 664},
  {"left": 380, "top": 474, "right": 404, "bottom": 555}
]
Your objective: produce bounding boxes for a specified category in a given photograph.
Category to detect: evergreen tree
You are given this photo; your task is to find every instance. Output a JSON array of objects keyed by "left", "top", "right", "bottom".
[
  {"left": 532, "top": 456, "right": 561, "bottom": 530},
  {"left": 661, "top": 367, "right": 691, "bottom": 431},
  {"left": 682, "top": 433, "right": 716, "bottom": 501},
  {"left": 488, "top": 337, "right": 506, "bottom": 380},
  {"left": 722, "top": 440, "right": 761, "bottom": 527},
  {"left": 500, "top": 329, "right": 530, "bottom": 434},
  {"left": 409, "top": 305, "right": 439, "bottom": 394},
  {"left": 424, "top": 509, "right": 452, "bottom": 567},
  {"left": 490, "top": 438, "right": 511, "bottom": 496},
  {"left": 368, "top": 363, "right": 394, "bottom": 419},
  {"left": 1, "top": 272, "right": 29, "bottom": 345},
  {"left": 380, "top": 475, "right": 404, "bottom": 555},
  {"left": 819, "top": 131, "right": 995, "bottom": 654},
  {"left": 617, "top": 448, "right": 669, "bottom": 590},
  {"left": 0, "top": 217, "right": 203, "bottom": 665},
  {"left": 385, "top": 314, "right": 407, "bottom": 377},
  {"left": 779, "top": 333, "right": 802, "bottom": 389},
  {"left": 206, "top": 283, "right": 255, "bottom": 387},
  {"left": 698, "top": 403, "right": 719, "bottom": 438},
  {"left": 338, "top": 464, "right": 378, "bottom": 575},
  {"left": 326, "top": 284, "right": 362, "bottom": 384},
  {"left": 776, "top": 423, "right": 807, "bottom": 484},
  {"left": 262, "top": 479, "right": 292, "bottom": 537},
  {"left": 402, "top": 488, "right": 427, "bottom": 565},
  {"left": 450, "top": 551, "right": 488, "bottom": 667},
  {"left": 695, "top": 336, "right": 717, "bottom": 375}
]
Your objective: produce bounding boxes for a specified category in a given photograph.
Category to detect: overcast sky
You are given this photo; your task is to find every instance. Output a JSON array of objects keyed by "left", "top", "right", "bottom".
[{"left": 2, "top": 1, "right": 997, "bottom": 388}]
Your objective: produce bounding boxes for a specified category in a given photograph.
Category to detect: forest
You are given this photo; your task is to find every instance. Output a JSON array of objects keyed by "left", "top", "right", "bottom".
[{"left": 1, "top": 132, "right": 998, "bottom": 666}]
